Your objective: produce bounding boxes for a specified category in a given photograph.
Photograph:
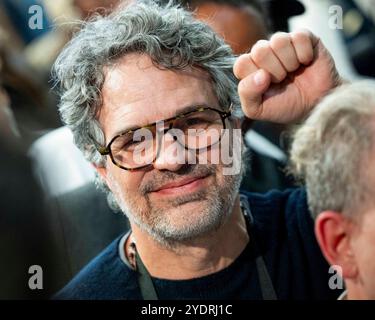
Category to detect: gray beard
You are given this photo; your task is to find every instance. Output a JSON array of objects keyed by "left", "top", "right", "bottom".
[{"left": 112, "top": 163, "right": 243, "bottom": 248}]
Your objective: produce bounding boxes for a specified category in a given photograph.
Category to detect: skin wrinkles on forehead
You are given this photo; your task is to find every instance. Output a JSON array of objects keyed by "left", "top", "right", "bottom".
[
  {"left": 99, "top": 55, "right": 219, "bottom": 143},
  {"left": 102, "top": 53, "right": 214, "bottom": 106}
]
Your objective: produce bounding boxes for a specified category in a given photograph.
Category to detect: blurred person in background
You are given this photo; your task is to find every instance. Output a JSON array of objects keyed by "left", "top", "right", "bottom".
[
  {"left": 0, "top": 22, "right": 66, "bottom": 297},
  {"left": 0, "top": 33, "right": 60, "bottom": 146},
  {"left": 0, "top": 0, "right": 126, "bottom": 297},
  {"left": 291, "top": 81, "right": 375, "bottom": 300},
  {"left": 0, "top": 82, "right": 60, "bottom": 299},
  {"left": 0, "top": 0, "right": 120, "bottom": 81}
]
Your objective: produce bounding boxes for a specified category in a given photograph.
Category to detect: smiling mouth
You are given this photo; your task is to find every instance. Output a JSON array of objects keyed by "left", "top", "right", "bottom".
[{"left": 151, "top": 175, "right": 210, "bottom": 196}]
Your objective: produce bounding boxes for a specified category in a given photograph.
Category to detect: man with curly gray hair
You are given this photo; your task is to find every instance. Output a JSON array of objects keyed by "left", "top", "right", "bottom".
[
  {"left": 291, "top": 81, "right": 375, "bottom": 300},
  {"left": 53, "top": 0, "right": 342, "bottom": 299}
]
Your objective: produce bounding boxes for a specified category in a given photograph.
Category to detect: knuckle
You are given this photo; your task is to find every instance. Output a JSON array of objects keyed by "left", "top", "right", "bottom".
[
  {"left": 233, "top": 54, "right": 251, "bottom": 79},
  {"left": 237, "top": 78, "right": 248, "bottom": 97},
  {"left": 291, "top": 29, "right": 310, "bottom": 44},
  {"left": 291, "top": 31, "right": 314, "bottom": 63},
  {"left": 299, "top": 49, "right": 314, "bottom": 64},
  {"left": 250, "top": 40, "right": 270, "bottom": 63},
  {"left": 270, "top": 32, "right": 290, "bottom": 50}
]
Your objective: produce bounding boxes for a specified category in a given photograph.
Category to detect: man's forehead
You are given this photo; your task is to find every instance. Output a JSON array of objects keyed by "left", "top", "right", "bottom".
[
  {"left": 101, "top": 53, "right": 214, "bottom": 105},
  {"left": 99, "top": 53, "right": 218, "bottom": 137}
]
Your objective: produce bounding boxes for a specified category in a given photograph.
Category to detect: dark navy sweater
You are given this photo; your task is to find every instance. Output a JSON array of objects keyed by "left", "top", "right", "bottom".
[{"left": 54, "top": 188, "right": 342, "bottom": 300}]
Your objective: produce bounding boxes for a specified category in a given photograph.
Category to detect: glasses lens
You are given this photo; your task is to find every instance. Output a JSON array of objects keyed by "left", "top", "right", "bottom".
[
  {"left": 173, "top": 109, "right": 224, "bottom": 149},
  {"left": 110, "top": 127, "right": 156, "bottom": 169}
]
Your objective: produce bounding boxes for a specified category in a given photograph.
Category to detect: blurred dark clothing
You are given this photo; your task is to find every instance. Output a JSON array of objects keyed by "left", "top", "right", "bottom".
[
  {"left": 1, "top": 133, "right": 128, "bottom": 297},
  {"left": 0, "top": 141, "right": 60, "bottom": 299},
  {"left": 241, "top": 150, "right": 294, "bottom": 193},
  {"left": 45, "top": 183, "right": 129, "bottom": 291}
]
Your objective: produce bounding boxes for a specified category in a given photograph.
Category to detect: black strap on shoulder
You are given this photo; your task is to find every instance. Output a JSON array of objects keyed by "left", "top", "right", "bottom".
[
  {"left": 135, "top": 249, "right": 158, "bottom": 300},
  {"left": 240, "top": 193, "right": 278, "bottom": 300},
  {"left": 255, "top": 255, "right": 278, "bottom": 300}
]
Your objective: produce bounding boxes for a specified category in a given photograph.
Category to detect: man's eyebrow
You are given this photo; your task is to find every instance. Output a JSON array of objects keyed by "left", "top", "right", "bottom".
[
  {"left": 111, "top": 124, "right": 141, "bottom": 140},
  {"left": 173, "top": 104, "right": 211, "bottom": 116},
  {"left": 110, "top": 103, "right": 213, "bottom": 140}
]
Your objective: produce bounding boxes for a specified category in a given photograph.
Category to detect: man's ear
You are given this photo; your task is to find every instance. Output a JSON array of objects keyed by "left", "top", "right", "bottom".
[{"left": 315, "top": 211, "right": 358, "bottom": 279}]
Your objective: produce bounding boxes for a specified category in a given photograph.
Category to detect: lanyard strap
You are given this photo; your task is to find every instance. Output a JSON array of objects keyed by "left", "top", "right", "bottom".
[
  {"left": 135, "top": 195, "right": 278, "bottom": 300},
  {"left": 255, "top": 255, "right": 277, "bottom": 300},
  {"left": 135, "top": 249, "right": 158, "bottom": 300},
  {"left": 239, "top": 194, "right": 278, "bottom": 300}
]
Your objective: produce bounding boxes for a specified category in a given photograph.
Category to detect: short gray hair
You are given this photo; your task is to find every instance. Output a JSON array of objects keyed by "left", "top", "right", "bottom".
[
  {"left": 290, "top": 81, "right": 375, "bottom": 219},
  {"left": 53, "top": 0, "right": 240, "bottom": 167}
]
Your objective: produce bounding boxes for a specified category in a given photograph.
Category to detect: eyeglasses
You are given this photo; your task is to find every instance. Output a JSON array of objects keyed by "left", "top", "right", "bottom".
[{"left": 97, "top": 104, "right": 233, "bottom": 170}]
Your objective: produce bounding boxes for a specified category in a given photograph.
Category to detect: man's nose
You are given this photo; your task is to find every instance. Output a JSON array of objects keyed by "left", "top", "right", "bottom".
[{"left": 153, "top": 131, "right": 190, "bottom": 171}]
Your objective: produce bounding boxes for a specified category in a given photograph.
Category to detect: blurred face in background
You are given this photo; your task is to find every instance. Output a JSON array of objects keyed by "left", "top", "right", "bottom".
[{"left": 194, "top": 2, "right": 268, "bottom": 54}]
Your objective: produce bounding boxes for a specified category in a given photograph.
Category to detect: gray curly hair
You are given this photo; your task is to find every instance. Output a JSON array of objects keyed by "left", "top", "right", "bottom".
[
  {"left": 290, "top": 81, "right": 375, "bottom": 219},
  {"left": 53, "top": 0, "right": 241, "bottom": 210}
]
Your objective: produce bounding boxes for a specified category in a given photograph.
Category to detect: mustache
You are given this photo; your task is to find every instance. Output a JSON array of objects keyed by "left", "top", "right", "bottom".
[{"left": 140, "top": 164, "right": 216, "bottom": 195}]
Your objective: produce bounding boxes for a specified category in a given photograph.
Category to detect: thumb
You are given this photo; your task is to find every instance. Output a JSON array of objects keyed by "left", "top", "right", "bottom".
[{"left": 238, "top": 69, "right": 271, "bottom": 119}]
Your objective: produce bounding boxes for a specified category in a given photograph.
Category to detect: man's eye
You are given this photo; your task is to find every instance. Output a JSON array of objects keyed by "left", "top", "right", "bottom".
[
  {"left": 123, "top": 139, "right": 143, "bottom": 150},
  {"left": 185, "top": 118, "right": 206, "bottom": 126},
  {"left": 112, "top": 135, "right": 138, "bottom": 152}
]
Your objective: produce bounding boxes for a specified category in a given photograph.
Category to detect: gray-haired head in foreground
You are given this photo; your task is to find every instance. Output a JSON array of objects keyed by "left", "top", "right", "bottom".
[
  {"left": 290, "top": 81, "right": 375, "bottom": 219},
  {"left": 53, "top": 0, "right": 241, "bottom": 210}
]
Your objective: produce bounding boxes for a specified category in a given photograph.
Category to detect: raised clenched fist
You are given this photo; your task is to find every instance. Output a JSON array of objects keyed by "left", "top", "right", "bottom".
[{"left": 234, "top": 29, "right": 342, "bottom": 123}]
